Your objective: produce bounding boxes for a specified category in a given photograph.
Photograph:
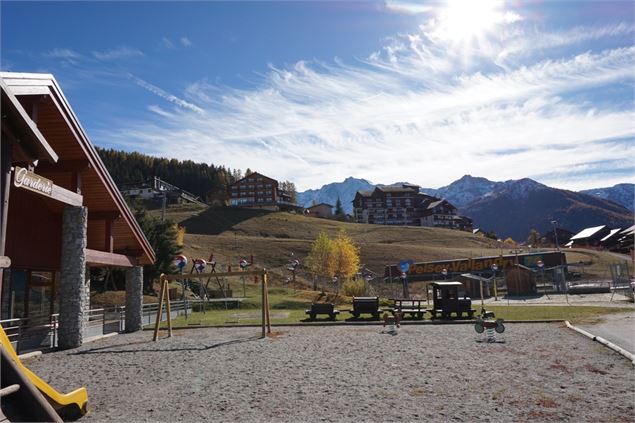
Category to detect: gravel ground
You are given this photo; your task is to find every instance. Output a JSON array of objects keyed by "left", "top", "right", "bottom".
[{"left": 26, "top": 324, "right": 634, "bottom": 422}]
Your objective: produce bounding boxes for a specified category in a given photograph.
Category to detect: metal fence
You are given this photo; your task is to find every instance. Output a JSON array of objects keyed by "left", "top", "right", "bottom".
[
  {"left": 1, "top": 301, "right": 193, "bottom": 355},
  {"left": 367, "top": 261, "right": 634, "bottom": 306}
]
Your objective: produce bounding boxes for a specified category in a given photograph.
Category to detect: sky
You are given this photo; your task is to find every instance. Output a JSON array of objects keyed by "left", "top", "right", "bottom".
[{"left": 1, "top": 0, "right": 634, "bottom": 191}]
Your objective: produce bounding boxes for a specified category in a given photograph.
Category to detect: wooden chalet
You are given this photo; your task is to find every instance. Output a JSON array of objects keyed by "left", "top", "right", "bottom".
[
  {"left": 0, "top": 72, "right": 155, "bottom": 348},
  {"left": 227, "top": 171, "right": 300, "bottom": 211}
]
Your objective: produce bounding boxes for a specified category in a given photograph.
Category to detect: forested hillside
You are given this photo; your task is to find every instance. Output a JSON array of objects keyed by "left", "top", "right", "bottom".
[{"left": 97, "top": 148, "right": 237, "bottom": 199}]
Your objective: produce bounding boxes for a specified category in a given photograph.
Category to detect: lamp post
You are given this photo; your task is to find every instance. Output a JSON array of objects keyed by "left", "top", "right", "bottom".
[
  {"left": 550, "top": 220, "right": 560, "bottom": 252},
  {"left": 537, "top": 260, "right": 549, "bottom": 299},
  {"left": 551, "top": 219, "right": 565, "bottom": 292},
  {"left": 491, "top": 263, "right": 498, "bottom": 301}
]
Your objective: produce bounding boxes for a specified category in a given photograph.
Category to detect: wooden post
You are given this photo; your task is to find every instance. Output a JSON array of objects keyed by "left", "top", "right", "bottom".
[
  {"left": 493, "top": 277, "right": 498, "bottom": 301},
  {"left": 152, "top": 274, "right": 167, "bottom": 342},
  {"left": 261, "top": 272, "right": 266, "bottom": 338},
  {"left": 0, "top": 142, "right": 12, "bottom": 300},
  {"left": 264, "top": 272, "right": 271, "bottom": 334},
  {"left": 164, "top": 279, "right": 172, "bottom": 337}
]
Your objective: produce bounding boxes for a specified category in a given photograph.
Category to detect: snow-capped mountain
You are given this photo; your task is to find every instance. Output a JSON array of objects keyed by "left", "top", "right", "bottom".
[
  {"left": 297, "top": 177, "right": 374, "bottom": 213},
  {"left": 422, "top": 175, "right": 501, "bottom": 207},
  {"left": 462, "top": 179, "right": 633, "bottom": 240},
  {"left": 580, "top": 183, "right": 634, "bottom": 211},
  {"left": 297, "top": 175, "right": 633, "bottom": 240}
]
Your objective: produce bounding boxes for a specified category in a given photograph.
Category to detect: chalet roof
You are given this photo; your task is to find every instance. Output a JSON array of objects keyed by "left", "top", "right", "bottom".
[
  {"left": 620, "top": 225, "right": 635, "bottom": 236},
  {"left": 570, "top": 225, "right": 607, "bottom": 240},
  {"left": 1, "top": 72, "right": 155, "bottom": 265},
  {"left": 376, "top": 184, "right": 420, "bottom": 193},
  {"left": 232, "top": 171, "right": 277, "bottom": 185},
  {"left": 1, "top": 78, "right": 58, "bottom": 163},
  {"left": 432, "top": 281, "right": 464, "bottom": 287},
  {"left": 600, "top": 228, "right": 622, "bottom": 242},
  {"left": 459, "top": 273, "right": 489, "bottom": 282},
  {"left": 308, "top": 203, "right": 334, "bottom": 209},
  {"left": 356, "top": 190, "right": 373, "bottom": 197},
  {"left": 427, "top": 199, "right": 446, "bottom": 209}
]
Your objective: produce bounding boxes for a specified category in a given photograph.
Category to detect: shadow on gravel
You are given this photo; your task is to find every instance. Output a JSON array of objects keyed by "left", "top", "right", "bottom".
[{"left": 70, "top": 336, "right": 261, "bottom": 355}]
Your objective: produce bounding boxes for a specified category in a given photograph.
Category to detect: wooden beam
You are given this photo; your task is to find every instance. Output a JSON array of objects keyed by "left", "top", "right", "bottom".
[
  {"left": 50, "top": 184, "right": 83, "bottom": 207},
  {"left": 85, "top": 248, "right": 137, "bottom": 268},
  {"left": 71, "top": 170, "right": 81, "bottom": 194},
  {"left": 36, "top": 159, "right": 90, "bottom": 173},
  {"left": 164, "top": 269, "right": 266, "bottom": 280},
  {"left": 104, "top": 220, "right": 113, "bottom": 253}
]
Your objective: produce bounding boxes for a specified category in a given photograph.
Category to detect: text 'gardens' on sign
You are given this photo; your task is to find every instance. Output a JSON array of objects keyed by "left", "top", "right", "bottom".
[{"left": 13, "top": 166, "right": 53, "bottom": 197}]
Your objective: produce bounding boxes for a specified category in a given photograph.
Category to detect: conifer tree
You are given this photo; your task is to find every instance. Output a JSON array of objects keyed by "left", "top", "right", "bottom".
[
  {"left": 335, "top": 197, "right": 344, "bottom": 217},
  {"left": 132, "top": 206, "right": 182, "bottom": 293}
]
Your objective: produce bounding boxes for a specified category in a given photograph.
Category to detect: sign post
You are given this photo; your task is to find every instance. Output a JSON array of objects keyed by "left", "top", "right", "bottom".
[
  {"left": 398, "top": 260, "right": 413, "bottom": 299},
  {"left": 491, "top": 264, "right": 498, "bottom": 301},
  {"left": 537, "top": 260, "right": 549, "bottom": 299}
]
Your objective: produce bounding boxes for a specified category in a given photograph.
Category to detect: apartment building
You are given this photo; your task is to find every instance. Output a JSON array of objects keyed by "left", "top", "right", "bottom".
[
  {"left": 353, "top": 184, "right": 472, "bottom": 230},
  {"left": 227, "top": 172, "right": 298, "bottom": 211}
]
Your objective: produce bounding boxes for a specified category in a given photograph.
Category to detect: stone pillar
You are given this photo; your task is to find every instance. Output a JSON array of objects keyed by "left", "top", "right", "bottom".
[
  {"left": 58, "top": 206, "right": 88, "bottom": 349},
  {"left": 125, "top": 266, "right": 143, "bottom": 332}
]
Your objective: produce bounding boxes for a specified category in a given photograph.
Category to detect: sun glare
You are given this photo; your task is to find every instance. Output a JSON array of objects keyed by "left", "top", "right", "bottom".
[{"left": 435, "top": 0, "right": 517, "bottom": 42}]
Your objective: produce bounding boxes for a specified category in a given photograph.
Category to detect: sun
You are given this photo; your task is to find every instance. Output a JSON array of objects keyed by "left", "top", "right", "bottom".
[{"left": 434, "top": 0, "right": 517, "bottom": 42}]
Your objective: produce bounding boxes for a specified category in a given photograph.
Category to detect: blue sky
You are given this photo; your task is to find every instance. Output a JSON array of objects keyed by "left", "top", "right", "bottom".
[{"left": 2, "top": 1, "right": 633, "bottom": 191}]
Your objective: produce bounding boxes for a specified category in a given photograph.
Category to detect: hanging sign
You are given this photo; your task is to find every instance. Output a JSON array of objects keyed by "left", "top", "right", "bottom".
[{"left": 14, "top": 166, "right": 53, "bottom": 196}]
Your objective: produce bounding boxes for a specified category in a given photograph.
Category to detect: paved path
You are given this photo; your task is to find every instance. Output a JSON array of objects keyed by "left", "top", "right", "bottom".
[{"left": 579, "top": 311, "right": 635, "bottom": 354}]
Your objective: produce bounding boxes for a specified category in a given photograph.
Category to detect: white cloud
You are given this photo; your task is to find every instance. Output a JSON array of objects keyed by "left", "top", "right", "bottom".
[
  {"left": 98, "top": 20, "right": 634, "bottom": 191},
  {"left": 384, "top": 0, "right": 435, "bottom": 15},
  {"left": 147, "top": 105, "right": 175, "bottom": 118},
  {"left": 161, "top": 37, "right": 175, "bottom": 49},
  {"left": 131, "top": 75, "right": 204, "bottom": 114},
  {"left": 180, "top": 37, "right": 192, "bottom": 47},
  {"left": 44, "top": 48, "right": 82, "bottom": 63},
  {"left": 92, "top": 46, "right": 144, "bottom": 61}
]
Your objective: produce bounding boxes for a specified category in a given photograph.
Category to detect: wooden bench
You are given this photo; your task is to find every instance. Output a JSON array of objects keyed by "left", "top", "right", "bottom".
[
  {"left": 351, "top": 297, "right": 380, "bottom": 319},
  {"left": 305, "top": 303, "right": 340, "bottom": 320},
  {"left": 391, "top": 299, "right": 426, "bottom": 320}
]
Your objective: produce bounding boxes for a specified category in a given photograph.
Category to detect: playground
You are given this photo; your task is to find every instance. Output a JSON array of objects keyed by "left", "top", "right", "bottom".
[{"left": 24, "top": 323, "right": 634, "bottom": 422}]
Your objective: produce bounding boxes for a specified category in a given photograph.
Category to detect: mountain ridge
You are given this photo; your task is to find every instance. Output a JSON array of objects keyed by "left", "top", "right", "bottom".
[{"left": 297, "top": 175, "right": 633, "bottom": 239}]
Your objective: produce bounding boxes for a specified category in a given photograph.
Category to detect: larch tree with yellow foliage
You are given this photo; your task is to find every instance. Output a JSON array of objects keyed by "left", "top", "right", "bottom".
[
  {"left": 307, "top": 231, "right": 335, "bottom": 279},
  {"left": 331, "top": 229, "right": 360, "bottom": 280},
  {"left": 306, "top": 229, "right": 360, "bottom": 282}
]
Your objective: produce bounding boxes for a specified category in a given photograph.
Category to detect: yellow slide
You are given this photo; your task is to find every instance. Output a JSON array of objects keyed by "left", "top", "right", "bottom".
[{"left": 0, "top": 325, "right": 88, "bottom": 419}]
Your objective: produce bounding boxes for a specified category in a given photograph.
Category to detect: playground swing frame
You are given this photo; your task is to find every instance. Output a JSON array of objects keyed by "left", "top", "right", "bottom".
[{"left": 152, "top": 269, "right": 272, "bottom": 341}]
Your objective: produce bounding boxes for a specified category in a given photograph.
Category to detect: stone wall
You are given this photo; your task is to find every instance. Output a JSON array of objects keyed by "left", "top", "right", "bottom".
[
  {"left": 125, "top": 266, "right": 143, "bottom": 332},
  {"left": 58, "top": 206, "right": 88, "bottom": 349}
]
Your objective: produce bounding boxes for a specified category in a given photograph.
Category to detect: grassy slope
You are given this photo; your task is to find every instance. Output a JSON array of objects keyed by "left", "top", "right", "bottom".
[
  {"left": 158, "top": 205, "right": 499, "bottom": 276},
  {"left": 154, "top": 205, "right": 631, "bottom": 281},
  {"left": 142, "top": 205, "right": 633, "bottom": 325}
]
